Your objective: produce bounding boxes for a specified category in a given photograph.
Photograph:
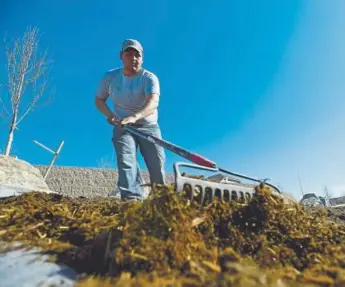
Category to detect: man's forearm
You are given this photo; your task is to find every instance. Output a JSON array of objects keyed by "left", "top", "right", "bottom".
[
  {"left": 95, "top": 97, "right": 113, "bottom": 118},
  {"left": 134, "top": 94, "right": 159, "bottom": 120}
]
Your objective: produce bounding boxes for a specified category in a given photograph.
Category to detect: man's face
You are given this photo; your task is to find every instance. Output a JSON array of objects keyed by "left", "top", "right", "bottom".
[{"left": 121, "top": 47, "right": 143, "bottom": 73}]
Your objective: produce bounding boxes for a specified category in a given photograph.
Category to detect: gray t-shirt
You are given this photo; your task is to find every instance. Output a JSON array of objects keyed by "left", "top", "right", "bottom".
[{"left": 96, "top": 67, "right": 160, "bottom": 125}]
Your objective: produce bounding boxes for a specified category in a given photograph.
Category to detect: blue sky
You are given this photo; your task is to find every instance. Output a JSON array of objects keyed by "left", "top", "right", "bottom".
[{"left": 1, "top": 0, "right": 344, "bottom": 200}]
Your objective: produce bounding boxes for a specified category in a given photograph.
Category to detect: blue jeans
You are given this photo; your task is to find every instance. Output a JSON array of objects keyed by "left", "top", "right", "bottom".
[{"left": 112, "top": 123, "right": 166, "bottom": 200}]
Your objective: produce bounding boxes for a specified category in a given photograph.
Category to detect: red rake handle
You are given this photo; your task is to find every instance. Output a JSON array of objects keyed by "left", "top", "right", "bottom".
[
  {"left": 122, "top": 124, "right": 217, "bottom": 169},
  {"left": 190, "top": 154, "right": 217, "bottom": 168}
]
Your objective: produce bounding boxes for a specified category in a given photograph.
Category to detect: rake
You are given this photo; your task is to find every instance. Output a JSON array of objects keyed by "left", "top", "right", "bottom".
[{"left": 115, "top": 122, "right": 281, "bottom": 205}]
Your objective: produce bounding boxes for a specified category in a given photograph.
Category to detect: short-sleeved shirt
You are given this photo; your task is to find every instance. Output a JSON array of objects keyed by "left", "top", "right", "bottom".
[{"left": 96, "top": 67, "right": 160, "bottom": 125}]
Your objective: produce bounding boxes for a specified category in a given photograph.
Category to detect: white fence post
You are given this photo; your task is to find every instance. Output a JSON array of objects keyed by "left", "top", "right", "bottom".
[{"left": 33, "top": 140, "right": 64, "bottom": 180}]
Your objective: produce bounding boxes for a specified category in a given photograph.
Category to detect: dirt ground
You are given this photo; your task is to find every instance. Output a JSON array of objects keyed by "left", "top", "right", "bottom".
[{"left": 2, "top": 188, "right": 345, "bottom": 286}]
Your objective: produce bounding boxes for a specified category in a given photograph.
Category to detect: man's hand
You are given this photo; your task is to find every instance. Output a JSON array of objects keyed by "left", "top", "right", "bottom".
[
  {"left": 107, "top": 114, "right": 139, "bottom": 128},
  {"left": 107, "top": 114, "right": 119, "bottom": 125},
  {"left": 120, "top": 115, "right": 139, "bottom": 126}
]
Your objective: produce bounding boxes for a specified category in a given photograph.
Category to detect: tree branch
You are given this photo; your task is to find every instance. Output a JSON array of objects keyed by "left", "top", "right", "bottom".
[{"left": 0, "top": 96, "right": 10, "bottom": 118}]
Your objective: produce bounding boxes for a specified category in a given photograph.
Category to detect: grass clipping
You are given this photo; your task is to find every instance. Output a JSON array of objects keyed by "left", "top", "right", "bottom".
[{"left": 1, "top": 185, "right": 345, "bottom": 286}]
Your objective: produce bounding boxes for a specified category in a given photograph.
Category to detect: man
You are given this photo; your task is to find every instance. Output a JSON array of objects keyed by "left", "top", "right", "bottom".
[{"left": 95, "top": 39, "right": 166, "bottom": 201}]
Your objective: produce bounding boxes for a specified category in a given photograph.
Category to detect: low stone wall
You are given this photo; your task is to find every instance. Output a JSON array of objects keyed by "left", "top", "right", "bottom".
[{"left": 34, "top": 165, "right": 175, "bottom": 198}]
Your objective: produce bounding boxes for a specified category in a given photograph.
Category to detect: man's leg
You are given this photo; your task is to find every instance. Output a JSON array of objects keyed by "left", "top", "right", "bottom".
[
  {"left": 137, "top": 124, "right": 166, "bottom": 185},
  {"left": 112, "top": 126, "right": 144, "bottom": 200}
]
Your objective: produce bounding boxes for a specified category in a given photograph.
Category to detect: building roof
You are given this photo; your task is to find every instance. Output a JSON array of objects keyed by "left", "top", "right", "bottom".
[{"left": 329, "top": 196, "right": 345, "bottom": 206}]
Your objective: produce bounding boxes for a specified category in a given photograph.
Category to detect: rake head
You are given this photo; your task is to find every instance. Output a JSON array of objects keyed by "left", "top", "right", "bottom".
[{"left": 173, "top": 162, "right": 283, "bottom": 206}]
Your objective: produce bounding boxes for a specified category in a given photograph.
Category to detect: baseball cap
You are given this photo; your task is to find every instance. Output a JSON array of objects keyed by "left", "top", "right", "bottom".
[{"left": 121, "top": 39, "right": 143, "bottom": 54}]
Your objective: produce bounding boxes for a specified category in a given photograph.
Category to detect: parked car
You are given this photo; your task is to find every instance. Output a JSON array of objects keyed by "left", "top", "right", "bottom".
[{"left": 300, "top": 193, "right": 326, "bottom": 207}]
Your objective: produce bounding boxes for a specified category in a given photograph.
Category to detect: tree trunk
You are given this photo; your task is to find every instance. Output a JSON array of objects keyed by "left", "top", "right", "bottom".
[{"left": 4, "top": 114, "right": 17, "bottom": 156}]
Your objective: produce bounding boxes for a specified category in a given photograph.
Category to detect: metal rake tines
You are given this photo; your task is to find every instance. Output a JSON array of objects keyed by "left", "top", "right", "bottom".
[
  {"left": 181, "top": 182, "right": 254, "bottom": 206},
  {"left": 173, "top": 162, "right": 257, "bottom": 206}
]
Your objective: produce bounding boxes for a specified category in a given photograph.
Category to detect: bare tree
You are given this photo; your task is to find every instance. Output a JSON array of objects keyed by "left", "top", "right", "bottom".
[{"left": 0, "top": 26, "right": 53, "bottom": 156}]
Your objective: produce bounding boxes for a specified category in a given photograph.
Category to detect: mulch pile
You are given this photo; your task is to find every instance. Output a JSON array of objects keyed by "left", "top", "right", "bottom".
[{"left": 1, "top": 184, "right": 345, "bottom": 286}]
